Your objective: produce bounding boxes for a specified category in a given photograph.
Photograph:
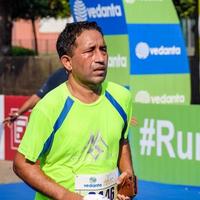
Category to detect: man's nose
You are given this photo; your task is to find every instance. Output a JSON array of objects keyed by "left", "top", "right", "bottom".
[{"left": 95, "top": 49, "right": 107, "bottom": 62}]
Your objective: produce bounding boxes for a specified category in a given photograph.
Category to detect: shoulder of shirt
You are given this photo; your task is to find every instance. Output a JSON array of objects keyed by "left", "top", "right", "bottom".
[
  {"left": 34, "top": 83, "right": 68, "bottom": 111},
  {"left": 103, "top": 81, "right": 132, "bottom": 107},
  {"left": 105, "top": 81, "right": 131, "bottom": 97}
]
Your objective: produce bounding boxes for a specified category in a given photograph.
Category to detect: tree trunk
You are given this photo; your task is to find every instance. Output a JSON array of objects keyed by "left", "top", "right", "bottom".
[
  {"left": 31, "top": 18, "right": 38, "bottom": 55},
  {"left": 0, "top": 1, "right": 12, "bottom": 56}
]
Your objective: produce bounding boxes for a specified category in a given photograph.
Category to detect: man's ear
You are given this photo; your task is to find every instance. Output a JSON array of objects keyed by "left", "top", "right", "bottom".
[{"left": 61, "top": 55, "right": 72, "bottom": 72}]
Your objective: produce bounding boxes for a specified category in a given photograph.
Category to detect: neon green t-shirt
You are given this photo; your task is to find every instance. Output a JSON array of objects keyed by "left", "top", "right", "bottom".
[{"left": 18, "top": 81, "right": 132, "bottom": 200}]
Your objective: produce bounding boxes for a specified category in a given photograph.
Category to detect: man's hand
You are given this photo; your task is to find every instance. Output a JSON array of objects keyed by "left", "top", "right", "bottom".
[
  {"left": 117, "top": 171, "right": 137, "bottom": 200},
  {"left": 130, "top": 117, "right": 138, "bottom": 126},
  {"left": 3, "top": 112, "right": 19, "bottom": 126}
]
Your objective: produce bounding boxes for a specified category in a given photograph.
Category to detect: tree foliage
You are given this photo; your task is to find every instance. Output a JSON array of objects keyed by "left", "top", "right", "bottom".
[
  {"left": 173, "top": 0, "right": 196, "bottom": 18},
  {"left": 11, "top": 0, "right": 70, "bottom": 20},
  {"left": 0, "top": 0, "right": 70, "bottom": 56}
]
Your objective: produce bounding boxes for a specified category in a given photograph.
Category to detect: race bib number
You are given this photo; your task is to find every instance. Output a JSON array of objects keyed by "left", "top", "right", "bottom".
[{"left": 75, "top": 169, "right": 118, "bottom": 200}]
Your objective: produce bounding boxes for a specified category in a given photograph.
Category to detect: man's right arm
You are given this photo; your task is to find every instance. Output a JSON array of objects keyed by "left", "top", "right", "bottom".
[
  {"left": 3, "top": 94, "right": 41, "bottom": 126},
  {"left": 13, "top": 151, "right": 83, "bottom": 200}
]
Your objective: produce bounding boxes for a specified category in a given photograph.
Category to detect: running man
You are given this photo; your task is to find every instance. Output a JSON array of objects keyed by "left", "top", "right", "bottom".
[{"left": 13, "top": 21, "right": 137, "bottom": 200}]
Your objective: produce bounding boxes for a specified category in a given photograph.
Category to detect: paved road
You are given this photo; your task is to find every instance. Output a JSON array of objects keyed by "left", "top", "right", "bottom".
[{"left": 0, "top": 160, "right": 21, "bottom": 184}]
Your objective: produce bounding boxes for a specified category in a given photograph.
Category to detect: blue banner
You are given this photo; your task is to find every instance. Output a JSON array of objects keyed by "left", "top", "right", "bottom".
[
  {"left": 128, "top": 24, "right": 189, "bottom": 75},
  {"left": 70, "top": 0, "right": 127, "bottom": 35}
]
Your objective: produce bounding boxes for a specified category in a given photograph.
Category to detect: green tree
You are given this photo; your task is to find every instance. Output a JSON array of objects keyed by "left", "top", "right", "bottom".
[
  {"left": 173, "top": 0, "right": 195, "bottom": 18},
  {"left": 173, "top": 0, "right": 199, "bottom": 104},
  {"left": 0, "top": 0, "right": 70, "bottom": 56}
]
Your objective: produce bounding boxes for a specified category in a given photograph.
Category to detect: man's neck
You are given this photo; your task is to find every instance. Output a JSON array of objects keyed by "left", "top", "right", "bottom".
[{"left": 66, "top": 78, "right": 102, "bottom": 104}]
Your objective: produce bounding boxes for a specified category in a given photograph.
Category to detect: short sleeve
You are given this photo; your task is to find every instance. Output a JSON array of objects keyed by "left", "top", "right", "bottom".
[{"left": 18, "top": 107, "right": 53, "bottom": 162}]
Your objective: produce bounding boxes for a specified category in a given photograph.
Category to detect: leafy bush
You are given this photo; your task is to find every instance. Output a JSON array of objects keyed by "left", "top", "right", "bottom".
[{"left": 11, "top": 46, "right": 36, "bottom": 56}]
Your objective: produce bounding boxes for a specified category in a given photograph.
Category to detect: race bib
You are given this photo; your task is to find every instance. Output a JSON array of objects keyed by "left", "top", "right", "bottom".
[{"left": 75, "top": 168, "right": 118, "bottom": 200}]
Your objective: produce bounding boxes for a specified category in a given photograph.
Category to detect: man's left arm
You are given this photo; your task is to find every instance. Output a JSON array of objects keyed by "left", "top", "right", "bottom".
[{"left": 117, "top": 139, "right": 137, "bottom": 199}]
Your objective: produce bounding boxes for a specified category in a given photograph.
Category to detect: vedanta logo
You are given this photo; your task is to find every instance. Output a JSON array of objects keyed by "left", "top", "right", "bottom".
[
  {"left": 135, "top": 42, "right": 181, "bottom": 59},
  {"left": 135, "top": 90, "right": 185, "bottom": 104},
  {"left": 73, "top": 0, "right": 122, "bottom": 21}
]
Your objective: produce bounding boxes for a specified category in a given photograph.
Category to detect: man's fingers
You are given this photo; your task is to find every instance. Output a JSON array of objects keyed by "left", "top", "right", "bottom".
[
  {"left": 2, "top": 118, "right": 10, "bottom": 125},
  {"left": 117, "top": 171, "right": 128, "bottom": 184},
  {"left": 2, "top": 117, "right": 13, "bottom": 127},
  {"left": 117, "top": 194, "right": 130, "bottom": 200}
]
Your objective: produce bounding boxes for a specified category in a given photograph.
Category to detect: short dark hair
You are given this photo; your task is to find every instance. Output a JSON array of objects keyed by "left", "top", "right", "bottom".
[{"left": 56, "top": 21, "right": 103, "bottom": 58}]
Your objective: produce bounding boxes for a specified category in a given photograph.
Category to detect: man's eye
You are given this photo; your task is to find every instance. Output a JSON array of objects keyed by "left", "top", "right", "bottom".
[
  {"left": 85, "top": 49, "right": 94, "bottom": 53},
  {"left": 101, "top": 47, "right": 107, "bottom": 52}
]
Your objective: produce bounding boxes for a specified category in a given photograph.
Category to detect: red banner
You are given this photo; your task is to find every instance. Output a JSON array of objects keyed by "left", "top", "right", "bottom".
[{"left": 4, "top": 96, "right": 30, "bottom": 160}]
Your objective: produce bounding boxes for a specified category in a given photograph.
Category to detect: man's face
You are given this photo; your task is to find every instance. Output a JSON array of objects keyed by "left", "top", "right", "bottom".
[{"left": 70, "top": 29, "right": 108, "bottom": 87}]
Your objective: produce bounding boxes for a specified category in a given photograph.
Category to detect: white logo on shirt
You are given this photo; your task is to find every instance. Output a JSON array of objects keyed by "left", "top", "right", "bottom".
[{"left": 86, "top": 132, "right": 108, "bottom": 160}]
